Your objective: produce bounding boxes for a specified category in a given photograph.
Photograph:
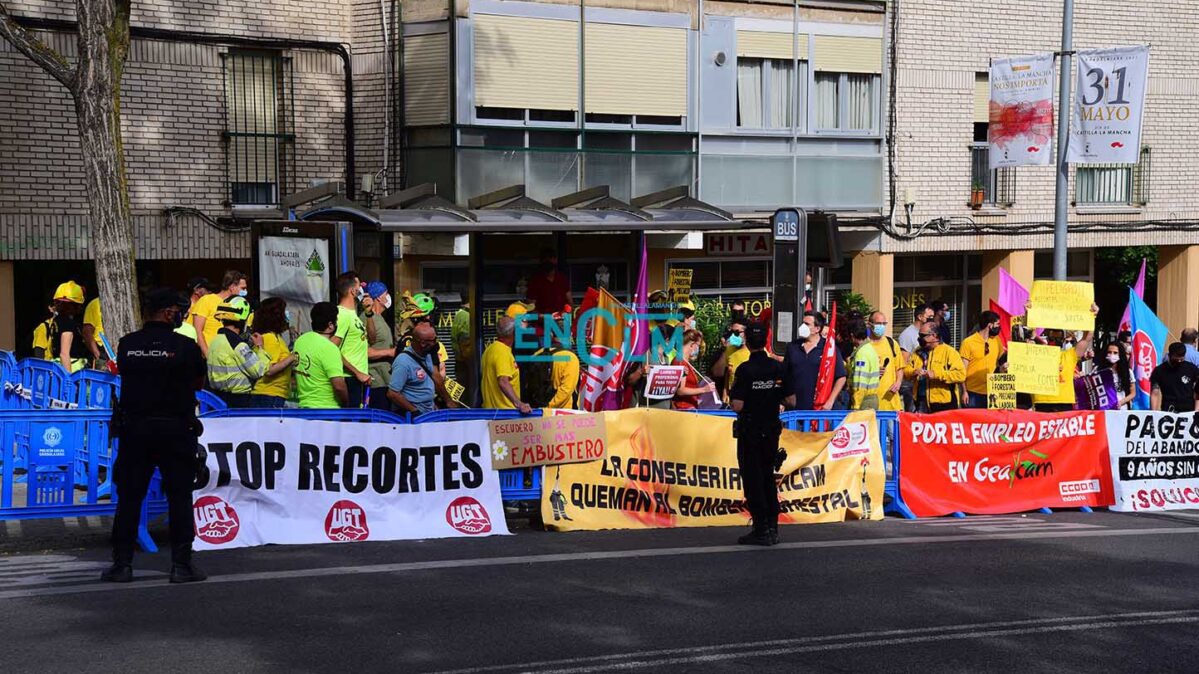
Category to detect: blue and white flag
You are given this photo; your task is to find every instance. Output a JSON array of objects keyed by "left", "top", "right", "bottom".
[{"left": 1129, "top": 289, "right": 1168, "bottom": 410}]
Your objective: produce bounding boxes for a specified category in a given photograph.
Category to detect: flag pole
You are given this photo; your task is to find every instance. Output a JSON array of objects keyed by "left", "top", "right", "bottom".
[{"left": 1052, "top": 0, "right": 1074, "bottom": 281}]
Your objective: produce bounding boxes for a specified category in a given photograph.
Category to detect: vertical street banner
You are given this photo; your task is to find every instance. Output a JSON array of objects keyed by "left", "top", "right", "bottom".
[
  {"left": 259, "top": 235, "right": 330, "bottom": 334},
  {"left": 542, "top": 408, "right": 885, "bottom": 531},
  {"left": 192, "top": 418, "right": 509, "bottom": 550},
  {"left": 988, "top": 54, "right": 1055, "bottom": 169},
  {"left": 898, "top": 409, "right": 1113, "bottom": 517},
  {"left": 1105, "top": 411, "right": 1199, "bottom": 512},
  {"left": 1066, "top": 45, "right": 1150, "bottom": 164}
]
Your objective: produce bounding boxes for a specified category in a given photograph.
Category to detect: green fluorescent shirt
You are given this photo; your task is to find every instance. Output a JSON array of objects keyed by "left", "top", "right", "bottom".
[
  {"left": 335, "top": 305, "right": 369, "bottom": 376},
  {"left": 293, "top": 332, "right": 343, "bottom": 409}
]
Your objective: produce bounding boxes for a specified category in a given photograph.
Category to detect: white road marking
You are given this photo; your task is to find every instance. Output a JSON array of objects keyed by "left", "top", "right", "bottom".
[
  {"left": 426, "top": 610, "right": 1199, "bottom": 674},
  {"left": 0, "top": 525, "right": 1194, "bottom": 601}
]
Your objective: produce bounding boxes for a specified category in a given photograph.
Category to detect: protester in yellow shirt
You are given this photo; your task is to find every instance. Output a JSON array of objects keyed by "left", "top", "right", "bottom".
[
  {"left": 481, "top": 316, "right": 531, "bottom": 413},
  {"left": 32, "top": 305, "right": 55, "bottom": 360},
  {"left": 959, "top": 310, "right": 1005, "bottom": 409},
  {"left": 82, "top": 297, "right": 107, "bottom": 368},
  {"left": 191, "top": 270, "right": 248, "bottom": 358},
  {"left": 906, "top": 326, "right": 966, "bottom": 412},
  {"left": 547, "top": 348, "right": 580, "bottom": 409},
  {"left": 867, "top": 311, "right": 906, "bottom": 411},
  {"left": 249, "top": 298, "right": 297, "bottom": 407},
  {"left": 724, "top": 345, "right": 751, "bottom": 402}
]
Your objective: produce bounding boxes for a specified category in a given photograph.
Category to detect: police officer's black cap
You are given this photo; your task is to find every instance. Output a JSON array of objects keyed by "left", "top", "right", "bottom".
[
  {"left": 746, "top": 322, "right": 769, "bottom": 347},
  {"left": 145, "top": 287, "right": 187, "bottom": 313}
]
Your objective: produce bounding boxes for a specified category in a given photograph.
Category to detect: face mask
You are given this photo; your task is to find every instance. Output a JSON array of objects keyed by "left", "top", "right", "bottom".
[
  {"left": 1106, "top": 354, "right": 1120, "bottom": 364},
  {"left": 942, "top": 310, "right": 952, "bottom": 322},
  {"left": 237, "top": 289, "right": 248, "bottom": 298},
  {"left": 727, "top": 334, "right": 744, "bottom": 348},
  {"left": 797, "top": 324, "right": 812, "bottom": 340},
  {"left": 989, "top": 325, "right": 1001, "bottom": 337},
  {"left": 285, "top": 310, "right": 293, "bottom": 324},
  {"left": 1062, "top": 342, "right": 1074, "bottom": 351},
  {"left": 172, "top": 310, "right": 184, "bottom": 329},
  {"left": 382, "top": 295, "right": 393, "bottom": 310},
  {"left": 871, "top": 324, "right": 887, "bottom": 338},
  {"left": 805, "top": 283, "right": 812, "bottom": 292}
]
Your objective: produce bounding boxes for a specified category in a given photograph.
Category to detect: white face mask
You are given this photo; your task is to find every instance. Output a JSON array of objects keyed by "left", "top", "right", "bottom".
[
  {"left": 1106, "top": 353, "right": 1120, "bottom": 364},
  {"left": 381, "top": 294, "right": 393, "bottom": 310},
  {"left": 797, "top": 323, "right": 813, "bottom": 340}
]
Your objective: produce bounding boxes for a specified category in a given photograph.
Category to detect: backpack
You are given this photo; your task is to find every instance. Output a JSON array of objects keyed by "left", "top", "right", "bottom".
[{"left": 520, "top": 347, "right": 565, "bottom": 408}]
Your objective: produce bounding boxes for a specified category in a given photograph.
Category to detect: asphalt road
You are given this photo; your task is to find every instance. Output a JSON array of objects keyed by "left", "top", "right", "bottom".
[{"left": 2, "top": 510, "right": 1198, "bottom": 673}]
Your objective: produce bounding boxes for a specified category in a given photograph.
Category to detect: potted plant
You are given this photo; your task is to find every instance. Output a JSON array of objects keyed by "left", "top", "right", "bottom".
[{"left": 969, "top": 181, "right": 986, "bottom": 209}]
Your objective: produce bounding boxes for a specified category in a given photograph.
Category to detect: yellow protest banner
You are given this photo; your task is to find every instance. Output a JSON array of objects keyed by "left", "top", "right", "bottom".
[
  {"left": 987, "top": 373, "right": 1017, "bottom": 409},
  {"left": 489, "top": 413, "right": 608, "bottom": 470},
  {"left": 541, "top": 408, "right": 884, "bottom": 530},
  {"left": 1006, "top": 342, "right": 1061, "bottom": 395},
  {"left": 1026, "top": 281, "right": 1095, "bottom": 331}
]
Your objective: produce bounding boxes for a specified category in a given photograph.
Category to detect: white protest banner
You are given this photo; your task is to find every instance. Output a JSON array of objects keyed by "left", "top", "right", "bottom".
[
  {"left": 988, "top": 54, "right": 1055, "bottom": 169},
  {"left": 192, "top": 418, "right": 509, "bottom": 550},
  {"left": 259, "top": 235, "right": 330, "bottom": 333},
  {"left": 1105, "top": 411, "right": 1199, "bottom": 512},
  {"left": 645, "top": 365, "right": 686, "bottom": 400},
  {"left": 1067, "top": 46, "right": 1150, "bottom": 164}
]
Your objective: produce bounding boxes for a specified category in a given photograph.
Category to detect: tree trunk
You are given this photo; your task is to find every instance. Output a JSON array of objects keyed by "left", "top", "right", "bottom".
[
  {"left": 0, "top": 0, "right": 139, "bottom": 343},
  {"left": 75, "top": 0, "right": 138, "bottom": 342}
]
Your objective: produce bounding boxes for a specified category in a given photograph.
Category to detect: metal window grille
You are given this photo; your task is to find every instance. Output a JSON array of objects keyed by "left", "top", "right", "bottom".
[
  {"left": 969, "top": 144, "right": 1016, "bottom": 206},
  {"left": 1076, "top": 147, "right": 1149, "bottom": 206},
  {"left": 221, "top": 51, "right": 295, "bottom": 206}
]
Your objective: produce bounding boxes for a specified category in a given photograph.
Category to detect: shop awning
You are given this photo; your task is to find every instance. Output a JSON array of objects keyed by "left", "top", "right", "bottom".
[{"left": 297, "top": 184, "right": 760, "bottom": 233}]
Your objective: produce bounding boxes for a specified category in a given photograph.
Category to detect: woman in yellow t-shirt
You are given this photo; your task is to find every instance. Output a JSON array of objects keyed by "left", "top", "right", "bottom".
[{"left": 250, "top": 297, "right": 298, "bottom": 408}]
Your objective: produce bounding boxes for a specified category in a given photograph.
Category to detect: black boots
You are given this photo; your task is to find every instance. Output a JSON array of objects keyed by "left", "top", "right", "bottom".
[
  {"left": 169, "top": 563, "right": 208, "bottom": 584},
  {"left": 169, "top": 544, "right": 207, "bottom": 584},
  {"left": 738, "top": 527, "right": 773, "bottom": 546},
  {"left": 100, "top": 563, "right": 133, "bottom": 583},
  {"left": 768, "top": 525, "right": 780, "bottom": 545}
]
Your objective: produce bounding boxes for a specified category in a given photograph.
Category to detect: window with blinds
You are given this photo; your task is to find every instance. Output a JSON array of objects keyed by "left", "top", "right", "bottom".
[
  {"left": 222, "top": 50, "right": 294, "bottom": 206},
  {"left": 812, "top": 36, "right": 881, "bottom": 133},
  {"left": 404, "top": 33, "right": 449, "bottom": 126},
  {"left": 584, "top": 23, "right": 687, "bottom": 118},
  {"left": 1076, "top": 147, "right": 1151, "bottom": 206},
  {"left": 472, "top": 14, "right": 579, "bottom": 112},
  {"left": 735, "top": 31, "right": 808, "bottom": 131}
]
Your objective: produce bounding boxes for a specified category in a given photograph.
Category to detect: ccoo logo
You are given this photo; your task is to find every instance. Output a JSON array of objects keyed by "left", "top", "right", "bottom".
[
  {"left": 194, "top": 495, "right": 240, "bottom": 545},
  {"left": 1133, "top": 331, "right": 1157, "bottom": 396},
  {"left": 325, "top": 500, "right": 370, "bottom": 542},
  {"left": 446, "top": 496, "right": 492, "bottom": 535}
]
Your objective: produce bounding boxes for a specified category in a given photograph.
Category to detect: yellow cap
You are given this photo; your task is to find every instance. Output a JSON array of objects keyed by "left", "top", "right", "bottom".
[
  {"left": 53, "top": 281, "right": 85, "bottom": 304},
  {"left": 506, "top": 301, "right": 534, "bottom": 319}
]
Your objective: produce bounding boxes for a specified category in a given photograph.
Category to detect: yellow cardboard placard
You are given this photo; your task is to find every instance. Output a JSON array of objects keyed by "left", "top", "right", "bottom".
[
  {"left": 444, "top": 378, "right": 465, "bottom": 402},
  {"left": 1026, "top": 281, "right": 1095, "bottom": 331},
  {"left": 987, "top": 373, "right": 1017, "bottom": 409},
  {"left": 1007, "top": 342, "right": 1061, "bottom": 395},
  {"left": 489, "top": 413, "right": 608, "bottom": 470},
  {"left": 667, "top": 268, "right": 693, "bottom": 302}
]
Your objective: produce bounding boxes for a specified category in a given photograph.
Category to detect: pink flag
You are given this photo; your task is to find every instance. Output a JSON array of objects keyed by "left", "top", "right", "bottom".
[
  {"left": 1119, "top": 259, "right": 1147, "bottom": 332},
  {"left": 996, "top": 267, "right": 1029, "bottom": 317},
  {"left": 627, "top": 235, "right": 650, "bottom": 362}
]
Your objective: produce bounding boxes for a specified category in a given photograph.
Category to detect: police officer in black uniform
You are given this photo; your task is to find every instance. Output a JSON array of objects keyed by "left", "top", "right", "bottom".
[
  {"left": 101, "top": 288, "right": 208, "bottom": 584},
  {"left": 729, "top": 322, "right": 795, "bottom": 546}
]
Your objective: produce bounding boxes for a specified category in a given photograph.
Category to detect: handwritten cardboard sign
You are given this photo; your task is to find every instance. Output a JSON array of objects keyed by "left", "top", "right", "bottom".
[
  {"left": 668, "top": 269, "right": 693, "bottom": 302},
  {"left": 987, "top": 373, "right": 1017, "bottom": 409},
  {"left": 1007, "top": 342, "right": 1062, "bottom": 395},
  {"left": 1027, "top": 281, "right": 1095, "bottom": 331},
  {"left": 488, "top": 413, "right": 607, "bottom": 470}
]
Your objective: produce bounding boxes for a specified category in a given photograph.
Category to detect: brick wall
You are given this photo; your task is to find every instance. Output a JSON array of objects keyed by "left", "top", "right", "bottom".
[
  {"left": 0, "top": 1, "right": 358, "bottom": 260},
  {"left": 888, "top": 0, "right": 1199, "bottom": 253}
]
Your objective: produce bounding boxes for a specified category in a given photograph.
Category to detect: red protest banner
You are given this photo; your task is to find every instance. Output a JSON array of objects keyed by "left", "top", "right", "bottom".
[{"left": 898, "top": 409, "right": 1114, "bottom": 517}]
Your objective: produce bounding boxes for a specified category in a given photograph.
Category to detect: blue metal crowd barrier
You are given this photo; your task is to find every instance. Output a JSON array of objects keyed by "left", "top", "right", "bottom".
[
  {"left": 73, "top": 370, "right": 120, "bottom": 409},
  {"left": 0, "top": 409, "right": 160, "bottom": 551},
  {"left": 195, "top": 389, "right": 227, "bottom": 413}
]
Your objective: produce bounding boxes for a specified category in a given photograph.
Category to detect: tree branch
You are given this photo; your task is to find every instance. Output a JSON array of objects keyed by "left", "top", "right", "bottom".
[{"left": 0, "top": 1, "right": 77, "bottom": 92}]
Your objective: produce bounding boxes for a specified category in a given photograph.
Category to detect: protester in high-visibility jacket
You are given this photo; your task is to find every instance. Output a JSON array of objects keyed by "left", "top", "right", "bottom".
[
  {"left": 205, "top": 296, "right": 268, "bottom": 408},
  {"left": 905, "top": 325, "right": 966, "bottom": 413},
  {"left": 847, "top": 321, "right": 881, "bottom": 410}
]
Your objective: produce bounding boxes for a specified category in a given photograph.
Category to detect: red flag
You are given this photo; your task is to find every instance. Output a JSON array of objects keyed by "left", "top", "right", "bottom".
[
  {"left": 813, "top": 302, "right": 838, "bottom": 409},
  {"left": 989, "top": 299, "right": 1012, "bottom": 348}
]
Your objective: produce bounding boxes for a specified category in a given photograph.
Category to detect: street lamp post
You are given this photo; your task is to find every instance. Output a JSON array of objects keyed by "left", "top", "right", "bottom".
[{"left": 1052, "top": 0, "right": 1074, "bottom": 281}]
